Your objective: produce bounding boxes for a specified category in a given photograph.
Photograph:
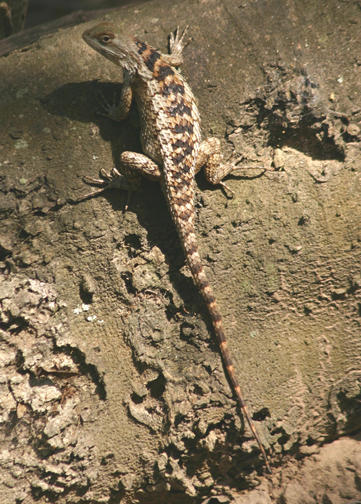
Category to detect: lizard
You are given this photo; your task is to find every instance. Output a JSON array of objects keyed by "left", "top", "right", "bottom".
[{"left": 78, "top": 21, "right": 271, "bottom": 473}]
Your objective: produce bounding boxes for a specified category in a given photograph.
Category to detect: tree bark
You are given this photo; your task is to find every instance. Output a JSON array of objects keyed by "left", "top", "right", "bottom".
[{"left": 0, "top": 0, "right": 360, "bottom": 502}]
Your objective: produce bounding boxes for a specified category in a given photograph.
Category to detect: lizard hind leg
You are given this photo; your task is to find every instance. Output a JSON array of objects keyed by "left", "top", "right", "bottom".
[
  {"left": 118, "top": 151, "right": 161, "bottom": 209},
  {"left": 70, "top": 152, "right": 161, "bottom": 209},
  {"left": 119, "top": 151, "right": 162, "bottom": 181},
  {"left": 69, "top": 167, "right": 134, "bottom": 204},
  {"left": 196, "top": 137, "right": 243, "bottom": 197}
]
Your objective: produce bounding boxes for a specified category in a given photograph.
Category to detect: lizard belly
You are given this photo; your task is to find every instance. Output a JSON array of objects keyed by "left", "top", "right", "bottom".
[
  {"left": 139, "top": 121, "right": 163, "bottom": 165},
  {"left": 134, "top": 85, "right": 163, "bottom": 166}
]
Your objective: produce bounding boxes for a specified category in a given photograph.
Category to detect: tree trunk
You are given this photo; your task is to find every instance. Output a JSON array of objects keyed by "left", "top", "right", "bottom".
[{"left": 0, "top": 0, "right": 360, "bottom": 502}]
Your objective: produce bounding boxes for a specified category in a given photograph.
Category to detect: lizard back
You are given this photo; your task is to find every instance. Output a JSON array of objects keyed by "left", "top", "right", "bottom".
[{"left": 133, "top": 39, "right": 207, "bottom": 286}]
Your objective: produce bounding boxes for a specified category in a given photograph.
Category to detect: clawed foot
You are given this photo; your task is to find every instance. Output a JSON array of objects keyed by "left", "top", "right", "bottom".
[
  {"left": 69, "top": 167, "right": 132, "bottom": 206},
  {"left": 218, "top": 155, "right": 272, "bottom": 198},
  {"left": 213, "top": 153, "right": 243, "bottom": 198},
  {"left": 218, "top": 180, "right": 236, "bottom": 198},
  {"left": 169, "top": 25, "right": 189, "bottom": 55},
  {"left": 96, "top": 90, "right": 123, "bottom": 121},
  {"left": 165, "top": 26, "right": 190, "bottom": 66},
  {"left": 83, "top": 167, "right": 122, "bottom": 186}
]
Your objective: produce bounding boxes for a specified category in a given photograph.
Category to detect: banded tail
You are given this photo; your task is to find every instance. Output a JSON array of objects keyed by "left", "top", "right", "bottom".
[{"left": 168, "top": 187, "right": 271, "bottom": 473}]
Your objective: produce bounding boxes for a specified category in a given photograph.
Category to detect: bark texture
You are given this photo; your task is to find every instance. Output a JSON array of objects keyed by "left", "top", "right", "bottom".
[{"left": 0, "top": 0, "right": 360, "bottom": 502}]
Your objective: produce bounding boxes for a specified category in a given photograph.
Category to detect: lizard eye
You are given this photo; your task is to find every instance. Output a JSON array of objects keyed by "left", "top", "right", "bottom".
[{"left": 100, "top": 34, "right": 112, "bottom": 44}]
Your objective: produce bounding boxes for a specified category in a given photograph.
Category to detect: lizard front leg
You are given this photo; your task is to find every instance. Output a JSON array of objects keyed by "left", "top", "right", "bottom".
[
  {"left": 162, "top": 26, "right": 188, "bottom": 67},
  {"left": 72, "top": 73, "right": 146, "bottom": 206},
  {"left": 97, "top": 72, "right": 144, "bottom": 194},
  {"left": 98, "top": 72, "right": 133, "bottom": 121}
]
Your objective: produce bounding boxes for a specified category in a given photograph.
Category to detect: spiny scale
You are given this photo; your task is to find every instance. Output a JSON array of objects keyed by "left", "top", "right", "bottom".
[{"left": 82, "top": 22, "right": 270, "bottom": 472}]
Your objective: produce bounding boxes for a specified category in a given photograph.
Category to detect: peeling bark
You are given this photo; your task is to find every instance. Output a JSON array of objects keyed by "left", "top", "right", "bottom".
[{"left": 0, "top": 0, "right": 360, "bottom": 502}]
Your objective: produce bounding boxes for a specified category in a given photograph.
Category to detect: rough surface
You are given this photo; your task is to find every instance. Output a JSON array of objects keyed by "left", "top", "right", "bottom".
[
  {"left": 0, "top": 0, "right": 360, "bottom": 502},
  {"left": 208, "top": 434, "right": 361, "bottom": 504},
  {"left": 0, "top": 276, "right": 104, "bottom": 501}
]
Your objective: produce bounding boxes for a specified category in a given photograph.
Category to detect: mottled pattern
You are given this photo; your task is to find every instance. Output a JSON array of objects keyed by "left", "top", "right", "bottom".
[{"left": 82, "top": 23, "right": 270, "bottom": 472}]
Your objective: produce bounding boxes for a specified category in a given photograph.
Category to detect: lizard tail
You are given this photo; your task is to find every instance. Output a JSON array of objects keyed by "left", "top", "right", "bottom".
[
  {"left": 171, "top": 206, "right": 271, "bottom": 472},
  {"left": 154, "top": 59, "right": 270, "bottom": 468}
]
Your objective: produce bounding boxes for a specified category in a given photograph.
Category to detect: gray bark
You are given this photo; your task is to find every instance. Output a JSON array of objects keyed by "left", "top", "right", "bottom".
[{"left": 0, "top": 0, "right": 360, "bottom": 502}]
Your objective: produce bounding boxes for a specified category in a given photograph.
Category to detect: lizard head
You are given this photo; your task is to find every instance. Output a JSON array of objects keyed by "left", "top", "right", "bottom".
[{"left": 82, "top": 22, "right": 150, "bottom": 78}]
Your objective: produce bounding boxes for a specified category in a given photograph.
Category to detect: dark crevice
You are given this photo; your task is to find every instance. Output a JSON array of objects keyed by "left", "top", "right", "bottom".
[
  {"left": 266, "top": 121, "right": 345, "bottom": 162},
  {"left": 242, "top": 69, "right": 347, "bottom": 163},
  {"left": 58, "top": 345, "right": 106, "bottom": 400},
  {"left": 124, "top": 233, "right": 142, "bottom": 256},
  {"left": 108, "top": 486, "right": 126, "bottom": 504},
  {"left": 0, "top": 318, "right": 29, "bottom": 333},
  {"left": 253, "top": 407, "right": 270, "bottom": 421},
  {"left": 120, "top": 271, "right": 137, "bottom": 295},
  {"left": 306, "top": 435, "right": 316, "bottom": 446},
  {"left": 130, "top": 392, "right": 144, "bottom": 404},
  {"left": 147, "top": 372, "right": 166, "bottom": 399}
]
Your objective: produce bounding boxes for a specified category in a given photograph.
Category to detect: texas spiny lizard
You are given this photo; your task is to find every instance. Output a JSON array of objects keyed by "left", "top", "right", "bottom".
[{"left": 77, "top": 22, "right": 270, "bottom": 472}]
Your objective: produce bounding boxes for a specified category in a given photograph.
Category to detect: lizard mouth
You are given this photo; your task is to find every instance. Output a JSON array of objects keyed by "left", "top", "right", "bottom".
[
  {"left": 82, "top": 31, "right": 123, "bottom": 66},
  {"left": 82, "top": 30, "right": 93, "bottom": 45}
]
